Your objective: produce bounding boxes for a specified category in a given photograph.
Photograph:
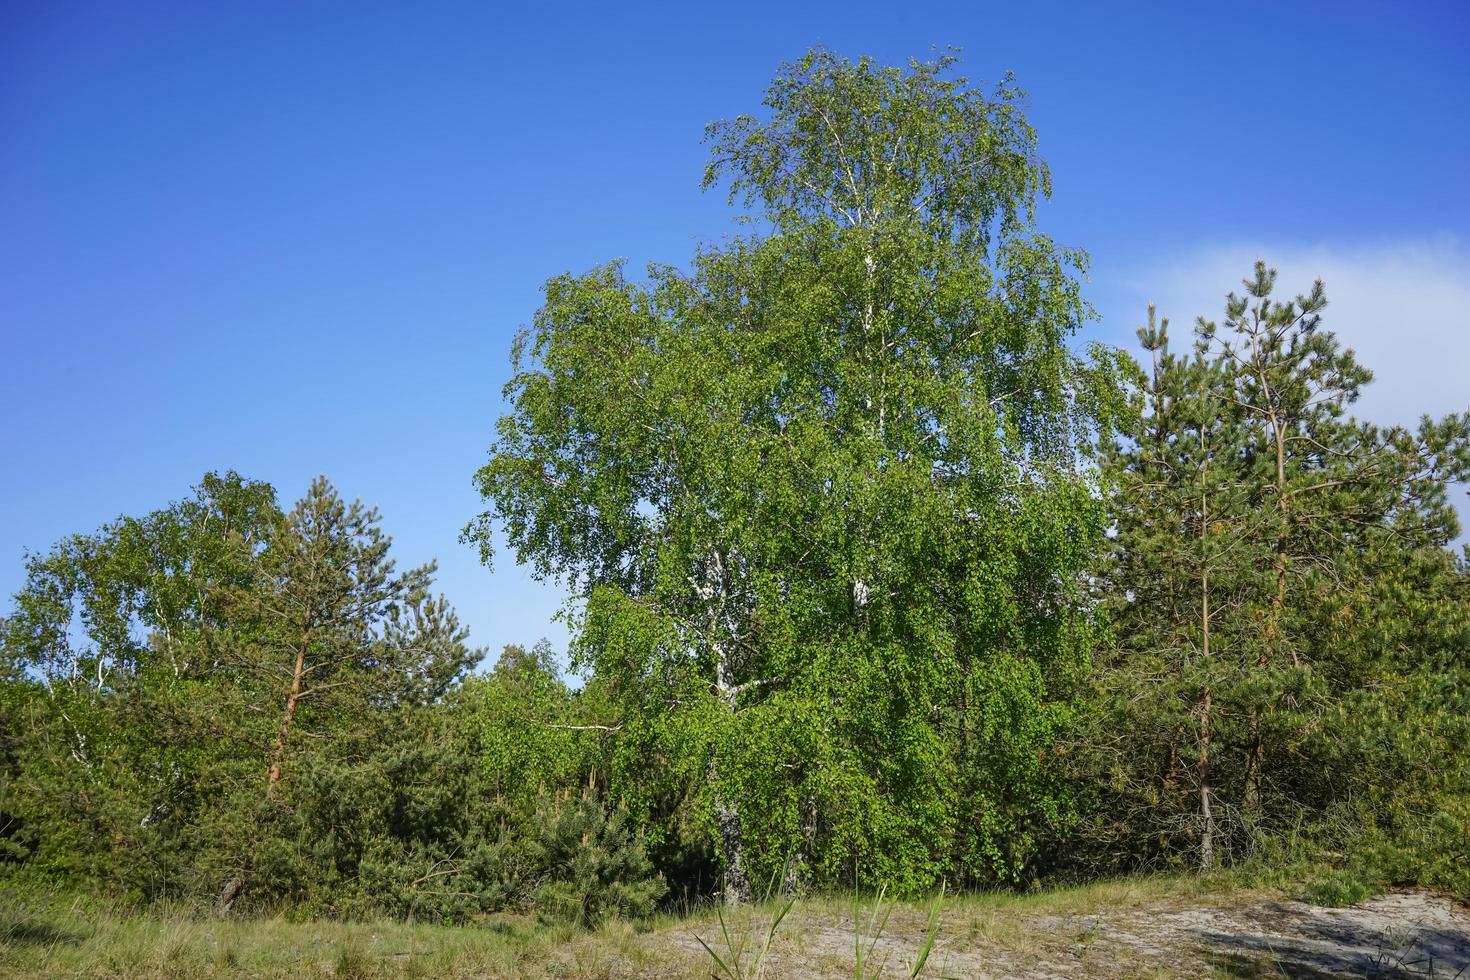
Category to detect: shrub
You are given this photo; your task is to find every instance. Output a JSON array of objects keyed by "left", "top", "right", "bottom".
[{"left": 529, "top": 788, "right": 666, "bottom": 925}]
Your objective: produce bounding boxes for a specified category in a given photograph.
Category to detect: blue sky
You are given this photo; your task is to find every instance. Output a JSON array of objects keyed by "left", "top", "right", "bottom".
[{"left": 4, "top": 1, "right": 1468, "bottom": 666}]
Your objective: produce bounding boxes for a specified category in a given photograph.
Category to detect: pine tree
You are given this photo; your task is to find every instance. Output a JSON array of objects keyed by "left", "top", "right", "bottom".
[
  {"left": 214, "top": 476, "right": 477, "bottom": 908},
  {"left": 0, "top": 474, "right": 480, "bottom": 910},
  {"left": 1099, "top": 307, "right": 1257, "bottom": 868},
  {"left": 1101, "top": 263, "right": 1470, "bottom": 866}
]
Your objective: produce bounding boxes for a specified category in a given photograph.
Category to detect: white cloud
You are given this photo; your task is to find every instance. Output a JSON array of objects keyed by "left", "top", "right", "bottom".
[{"left": 1118, "top": 237, "right": 1470, "bottom": 430}]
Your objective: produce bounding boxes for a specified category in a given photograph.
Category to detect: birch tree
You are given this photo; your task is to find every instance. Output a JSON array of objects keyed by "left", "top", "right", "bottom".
[{"left": 468, "top": 49, "right": 1128, "bottom": 900}]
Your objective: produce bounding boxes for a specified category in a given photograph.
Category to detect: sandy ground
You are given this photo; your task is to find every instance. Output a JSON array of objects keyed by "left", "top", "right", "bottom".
[{"left": 675, "top": 889, "right": 1470, "bottom": 978}]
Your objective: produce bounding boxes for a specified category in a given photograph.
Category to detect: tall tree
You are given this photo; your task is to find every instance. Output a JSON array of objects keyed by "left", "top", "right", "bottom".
[
  {"left": 468, "top": 49, "right": 1128, "bottom": 900},
  {"left": 1099, "top": 264, "right": 1470, "bottom": 867},
  {"left": 1096, "top": 308, "right": 1257, "bottom": 869},
  {"left": 213, "top": 477, "right": 477, "bottom": 907},
  {"left": 1210, "top": 264, "right": 1467, "bottom": 813}
]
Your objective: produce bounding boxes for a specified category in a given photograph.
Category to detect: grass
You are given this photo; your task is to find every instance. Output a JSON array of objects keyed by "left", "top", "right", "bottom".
[
  {"left": 0, "top": 897, "right": 690, "bottom": 979},
  {"left": 692, "top": 894, "right": 794, "bottom": 980},
  {"left": 0, "top": 873, "right": 1351, "bottom": 978}
]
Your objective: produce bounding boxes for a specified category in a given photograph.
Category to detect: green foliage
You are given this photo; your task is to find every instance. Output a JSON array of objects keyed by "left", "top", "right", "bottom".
[
  {"left": 1090, "top": 262, "right": 1470, "bottom": 896},
  {"left": 1297, "top": 665, "right": 1470, "bottom": 903},
  {"left": 0, "top": 473, "right": 488, "bottom": 918},
  {"left": 471, "top": 642, "right": 591, "bottom": 808},
  {"left": 0, "top": 471, "right": 670, "bottom": 924},
  {"left": 1302, "top": 871, "right": 1373, "bottom": 908},
  {"left": 468, "top": 46, "right": 1128, "bottom": 900},
  {"left": 529, "top": 788, "right": 666, "bottom": 925}
]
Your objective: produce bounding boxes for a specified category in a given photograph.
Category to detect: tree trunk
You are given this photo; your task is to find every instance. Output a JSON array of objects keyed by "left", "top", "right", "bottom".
[
  {"left": 216, "top": 876, "right": 244, "bottom": 916},
  {"left": 1243, "top": 419, "right": 1288, "bottom": 816},
  {"left": 1267, "top": 418, "right": 1296, "bottom": 666},
  {"left": 711, "top": 637, "right": 751, "bottom": 905},
  {"left": 1198, "top": 459, "right": 1215, "bottom": 869},
  {"left": 265, "top": 638, "right": 308, "bottom": 798},
  {"left": 714, "top": 783, "right": 751, "bottom": 906},
  {"left": 1243, "top": 731, "right": 1264, "bottom": 813},
  {"left": 1198, "top": 687, "right": 1215, "bottom": 870}
]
